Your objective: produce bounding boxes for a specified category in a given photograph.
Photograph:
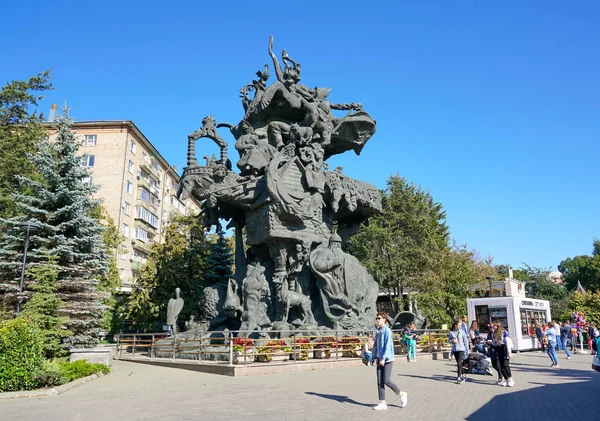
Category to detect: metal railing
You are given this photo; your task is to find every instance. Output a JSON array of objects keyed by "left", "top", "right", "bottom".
[{"left": 115, "top": 329, "right": 451, "bottom": 366}]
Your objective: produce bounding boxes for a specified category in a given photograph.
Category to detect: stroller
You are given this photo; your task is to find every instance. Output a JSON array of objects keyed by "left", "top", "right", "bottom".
[{"left": 462, "top": 352, "right": 493, "bottom": 376}]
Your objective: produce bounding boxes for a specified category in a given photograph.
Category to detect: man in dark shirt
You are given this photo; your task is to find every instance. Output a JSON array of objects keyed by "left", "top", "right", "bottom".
[{"left": 560, "top": 321, "right": 573, "bottom": 359}]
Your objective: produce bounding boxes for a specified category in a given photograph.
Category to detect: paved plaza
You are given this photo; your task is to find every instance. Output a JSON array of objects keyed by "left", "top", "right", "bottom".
[{"left": 1, "top": 351, "right": 598, "bottom": 421}]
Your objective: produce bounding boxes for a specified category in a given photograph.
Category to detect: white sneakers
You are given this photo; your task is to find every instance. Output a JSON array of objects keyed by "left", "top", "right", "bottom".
[
  {"left": 499, "top": 379, "right": 515, "bottom": 387},
  {"left": 400, "top": 391, "right": 408, "bottom": 408},
  {"left": 567, "top": 356, "right": 572, "bottom": 360},
  {"left": 372, "top": 392, "right": 408, "bottom": 410}
]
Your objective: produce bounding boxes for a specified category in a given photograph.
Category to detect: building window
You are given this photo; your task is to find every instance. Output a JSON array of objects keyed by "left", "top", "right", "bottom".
[
  {"left": 84, "top": 134, "right": 97, "bottom": 146},
  {"left": 124, "top": 202, "right": 130, "bottom": 215},
  {"left": 81, "top": 155, "right": 95, "bottom": 167},
  {"left": 122, "top": 223, "right": 129, "bottom": 238},
  {"left": 130, "top": 140, "right": 136, "bottom": 154},
  {"left": 152, "top": 160, "right": 160, "bottom": 173},
  {"left": 135, "top": 226, "right": 148, "bottom": 242},
  {"left": 126, "top": 181, "right": 133, "bottom": 195},
  {"left": 128, "top": 160, "right": 135, "bottom": 174},
  {"left": 141, "top": 151, "right": 148, "bottom": 162},
  {"left": 135, "top": 205, "right": 159, "bottom": 228}
]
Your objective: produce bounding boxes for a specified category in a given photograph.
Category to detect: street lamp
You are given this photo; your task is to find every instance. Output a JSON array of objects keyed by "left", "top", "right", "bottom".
[
  {"left": 486, "top": 276, "right": 496, "bottom": 298},
  {"left": 15, "top": 221, "right": 42, "bottom": 316}
]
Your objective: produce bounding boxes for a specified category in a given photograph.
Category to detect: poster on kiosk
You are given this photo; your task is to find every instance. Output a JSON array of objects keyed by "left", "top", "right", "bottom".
[{"left": 467, "top": 277, "right": 551, "bottom": 351}]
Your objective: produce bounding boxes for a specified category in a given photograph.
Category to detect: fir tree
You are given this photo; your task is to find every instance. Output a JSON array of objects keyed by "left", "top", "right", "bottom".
[
  {"left": 0, "top": 107, "right": 108, "bottom": 347},
  {"left": 205, "top": 228, "right": 234, "bottom": 286},
  {"left": 20, "top": 255, "right": 72, "bottom": 358}
]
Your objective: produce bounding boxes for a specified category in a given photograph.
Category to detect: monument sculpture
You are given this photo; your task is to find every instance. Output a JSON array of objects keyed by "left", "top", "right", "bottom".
[
  {"left": 166, "top": 288, "right": 184, "bottom": 333},
  {"left": 178, "top": 36, "right": 382, "bottom": 336}
]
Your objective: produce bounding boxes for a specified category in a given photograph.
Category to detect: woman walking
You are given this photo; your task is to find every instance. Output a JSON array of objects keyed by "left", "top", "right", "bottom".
[
  {"left": 488, "top": 322, "right": 514, "bottom": 387},
  {"left": 545, "top": 321, "right": 560, "bottom": 368},
  {"left": 372, "top": 312, "right": 408, "bottom": 410},
  {"left": 449, "top": 319, "right": 470, "bottom": 384}
]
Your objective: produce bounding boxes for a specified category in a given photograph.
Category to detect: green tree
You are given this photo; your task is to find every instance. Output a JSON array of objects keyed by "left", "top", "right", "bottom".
[
  {"left": 91, "top": 206, "right": 124, "bottom": 340},
  {"left": 349, "top": 174, "right": 450, "bottom": 313},
  {"left": 20, "top": 255, "right": 72, "bottom": 358},
  {"left": 517, "top": 264, "right": 571, "bottom": 317},
  {"left": 205, "top": 229, "right": 234, "bottom": 286},
  {"left": 416, "top": 243, "right": 492, "bottom": 327},
  {"left": 0, "top": 107, "right": 108, "bottom": 347},
  {"left": 558, "top": 240, "right": 600, "bottom": 292},
  {"left": 565, "top": 291, "right": 600, "bottom": 327},
  {"left": 126, "top": 215, "right": 211, "bottom": 331},
  {"left": 0, "top": 71, "right": 52, "bottom": 218}
]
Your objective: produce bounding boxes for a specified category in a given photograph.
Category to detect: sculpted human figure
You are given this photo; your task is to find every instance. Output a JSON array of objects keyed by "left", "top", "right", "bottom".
[
  {"left": 240, "top": 263, "right": 272, "bottom": 332},
  {"left": 309, "top": 233, "right": 358, "bottom": 316},
  {"left": 235, "top": 120, "right": 276, "bottom": 176},
  {"left": 167, "top": 288, "right": 184, "bottom": 333}
]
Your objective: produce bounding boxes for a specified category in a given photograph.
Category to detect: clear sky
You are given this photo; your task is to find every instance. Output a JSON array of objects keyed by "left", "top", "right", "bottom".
[{"left": 2, "top": 1, "right": 599, "bottom": 271}]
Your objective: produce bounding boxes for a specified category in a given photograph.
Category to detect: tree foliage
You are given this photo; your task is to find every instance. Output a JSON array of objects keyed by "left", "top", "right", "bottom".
[
  {"left": 0, "top": 71, "right": 52, "bottom": 218},
  {"left": 20, "top": 255, "right": 72, "bottom": 358},
  {"left": 349, "top": 175, "right": 450, "bottom": 312},
  {"left": 206, "top": 229, "right": 234, "bottom": 286},
  {"left": 0, "top": 107, "right": 108, "bottom": 347},
  {"left": 564, "top": 291, "right": 600, "bottom": 327},
  {"left": 512, "top": 264, "right": 571, "bottom": 317},
  {"left": 558, "top": 240, "right": 600, "bottom": 293},
  {"left": 126, "top": 215, "right": 211, "bottom": 331},
  {"left": 416, "top": 243, "right": 493, "bottom": 327}
]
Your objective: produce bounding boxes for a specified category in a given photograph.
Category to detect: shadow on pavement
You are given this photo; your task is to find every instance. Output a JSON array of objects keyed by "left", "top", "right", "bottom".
[
  {"left": 305, "top": 391, "right": 385, "bottom": 408},
  {"left": 465, "top": 364, "right": 600, "bottom": 421}
]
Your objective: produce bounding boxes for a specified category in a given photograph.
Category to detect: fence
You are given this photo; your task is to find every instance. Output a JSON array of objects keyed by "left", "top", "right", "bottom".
[{"left": 115, "top": 329, "right": 451, "bottom": 365}]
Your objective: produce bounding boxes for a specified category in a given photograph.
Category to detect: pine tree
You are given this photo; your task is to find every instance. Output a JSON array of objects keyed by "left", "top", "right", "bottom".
[
  {"left": 205, "top": 228, "right": 234, "bottom": 286},
  {"left": 20, "top": 255, "right": 72, "bottom": 358},
  {"left": 0, "top": 107, "right": 108, "bottom": 347}
]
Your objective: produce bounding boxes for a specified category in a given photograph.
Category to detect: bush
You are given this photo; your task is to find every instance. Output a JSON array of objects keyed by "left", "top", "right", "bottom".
[
  {"left": 57, "top": 359, "right": 110, "bottom": 382},
  {"left": 32, "top": 360, "right": 66, "bottom": 388},
  {"left": 0, "top": 317, "right": 44, "bottom": 392}
]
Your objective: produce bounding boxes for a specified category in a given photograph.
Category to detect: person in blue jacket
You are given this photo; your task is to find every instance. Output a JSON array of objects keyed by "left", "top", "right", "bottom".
[
  {"left": 372, "top": 312, "right": 408, "bottom": 411},
  {"left": 449, "top": 319, "right": 470, "bottom": 383}
]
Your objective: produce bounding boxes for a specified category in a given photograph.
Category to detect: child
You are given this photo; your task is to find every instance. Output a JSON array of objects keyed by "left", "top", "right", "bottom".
[
  {"left": 362, "top": 337, "right": 374, "bottom": 366},
  {"left": 403, "top": 322, "right": 418, "bottom": 363}
]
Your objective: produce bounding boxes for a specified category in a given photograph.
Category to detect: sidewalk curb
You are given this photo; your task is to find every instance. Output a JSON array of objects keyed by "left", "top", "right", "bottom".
[{"left": 0, "top": 373, "right": 102, "bottom": 400}]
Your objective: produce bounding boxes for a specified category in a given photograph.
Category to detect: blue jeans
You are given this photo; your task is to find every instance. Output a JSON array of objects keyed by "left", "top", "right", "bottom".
[
  {"left": 556, "top": 338, "right": 563, "bottom": 351},
  {"left": 561, "top": 338, "right": 572, "bottom": 357},
  {"left": 547, "top": 343, "right": 559, "bottom": 364}
]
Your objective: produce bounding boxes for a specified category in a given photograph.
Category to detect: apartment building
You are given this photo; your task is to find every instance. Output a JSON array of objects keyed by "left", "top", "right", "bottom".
[{"left": 45, "top": 119, "right": 201, "bottom": 291}]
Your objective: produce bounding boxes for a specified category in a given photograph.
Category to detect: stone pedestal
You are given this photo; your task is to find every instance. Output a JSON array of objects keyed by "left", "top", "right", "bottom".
[{"left": 70, "top": 348, "right": 113, "bottom": 367}]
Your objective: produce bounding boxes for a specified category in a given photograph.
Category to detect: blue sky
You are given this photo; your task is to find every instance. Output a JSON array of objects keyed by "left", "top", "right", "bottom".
[{"left": 2, "top": 1, "right": 599, "bottom": 271}]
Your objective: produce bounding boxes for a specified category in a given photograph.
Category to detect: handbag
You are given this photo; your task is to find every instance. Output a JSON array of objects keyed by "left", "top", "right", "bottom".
[{"left": 592, "top": 355, "right": 600, "bottom": 372}]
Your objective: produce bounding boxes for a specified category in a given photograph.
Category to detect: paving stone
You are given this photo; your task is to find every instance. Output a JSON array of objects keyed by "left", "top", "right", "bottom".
[{"left": 1, "top": 352, "right": 598, "bottom": 421}]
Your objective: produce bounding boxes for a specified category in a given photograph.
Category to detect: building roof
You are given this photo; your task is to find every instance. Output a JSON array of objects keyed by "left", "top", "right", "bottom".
[{"left": 44, "top": 120, "right": 181, "bottom": 182}]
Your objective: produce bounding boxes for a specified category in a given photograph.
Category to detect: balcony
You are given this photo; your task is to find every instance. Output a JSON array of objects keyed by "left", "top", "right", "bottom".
[
  {"left": 134, "top": 218, "right": 157, "bottom": 234},
  {"left": 136, "top": 198, "right": 158, "bottom": 212},
  {"left": 131, "top": 239, "right": 153, "bottom": 254},
  {"left": 139, "top": 161, "right": 160, "bottom": 182},
  {"left": 130, "top": 260, "right": 145, "bottom": 271}
]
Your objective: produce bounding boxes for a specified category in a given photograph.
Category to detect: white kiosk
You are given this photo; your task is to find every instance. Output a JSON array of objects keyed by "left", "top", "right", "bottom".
[{"left": 467, "top": 277, "right": 551, "bottom": 351}]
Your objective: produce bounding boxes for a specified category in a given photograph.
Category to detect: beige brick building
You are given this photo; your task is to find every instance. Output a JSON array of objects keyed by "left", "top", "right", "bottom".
[{"left": 45, "top": 120, "right": 201, "bottom": 291}]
